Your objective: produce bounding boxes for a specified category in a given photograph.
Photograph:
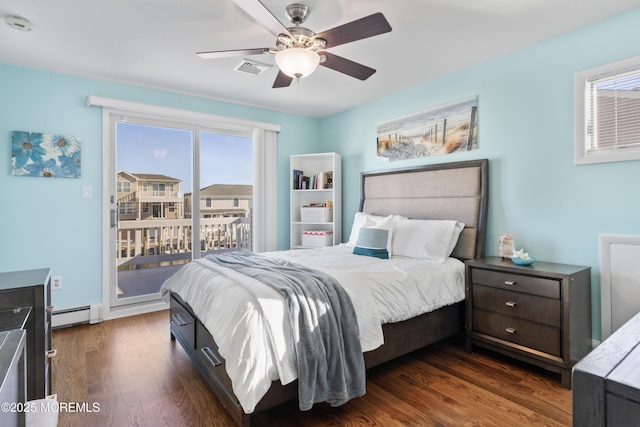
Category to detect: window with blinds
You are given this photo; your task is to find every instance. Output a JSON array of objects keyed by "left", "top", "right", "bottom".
[{"left": 575, "top": 55, "right": 640, "bottom": 165}]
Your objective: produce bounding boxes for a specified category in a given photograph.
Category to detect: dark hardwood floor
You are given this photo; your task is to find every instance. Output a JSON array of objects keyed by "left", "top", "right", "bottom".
[{"left": 52, "top": 310, "right": 572, "bottom": 426}]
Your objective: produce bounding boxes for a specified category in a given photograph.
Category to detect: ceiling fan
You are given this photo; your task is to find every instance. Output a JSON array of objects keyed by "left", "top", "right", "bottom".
[{"left": 197, "top": 0, "right": 392, "bottom": 88}]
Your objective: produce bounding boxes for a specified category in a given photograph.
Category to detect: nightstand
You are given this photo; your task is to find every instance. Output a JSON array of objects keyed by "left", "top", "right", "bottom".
[{"left": 465, "top": 257, "right": 592, "bottom": 389}]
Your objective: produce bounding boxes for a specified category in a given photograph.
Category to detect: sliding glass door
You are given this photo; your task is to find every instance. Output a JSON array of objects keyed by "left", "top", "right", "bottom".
[
  {"left": 90, "top": 95, "right": 279, "bottom": 319},
  {"left": 111, "top": 120, "right": 252, "bottom": 308}
]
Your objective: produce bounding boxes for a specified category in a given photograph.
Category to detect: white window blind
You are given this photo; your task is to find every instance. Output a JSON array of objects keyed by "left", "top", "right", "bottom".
[
  {"left": 575, "top": 55, "right": 640, "bottom": 164},
  {"left": 588, "top": 70, "right": 640, "bottom": 152}
]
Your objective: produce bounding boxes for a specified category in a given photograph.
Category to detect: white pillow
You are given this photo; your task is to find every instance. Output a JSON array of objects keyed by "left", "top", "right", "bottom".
[
  {"left": 391, "top": 219, "right": 465, "bottom": 262},
  {"left": 346, "top": 213, "right": 398, "bottom": 247},
  {"left": 346, "top": 212, "right": 370, "bottom": 247}
]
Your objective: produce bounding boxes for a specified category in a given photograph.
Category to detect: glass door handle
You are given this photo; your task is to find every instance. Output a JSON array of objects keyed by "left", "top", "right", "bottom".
[{"left": 110, "top": 208, "right": 119, "bottom": 228}]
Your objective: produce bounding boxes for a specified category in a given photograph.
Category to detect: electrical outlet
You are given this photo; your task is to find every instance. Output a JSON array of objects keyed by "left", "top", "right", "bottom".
[{"left": 52, "top": 276, "right": 62, "bottom": 290}]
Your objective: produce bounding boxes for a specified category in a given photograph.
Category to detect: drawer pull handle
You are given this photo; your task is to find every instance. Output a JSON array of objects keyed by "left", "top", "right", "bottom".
[
  {"left": 47, "top": 306, "right": 55, "bottom": 313},
  {"left": 46, "top": 349, "right": 58, "bottom": 359},
  {"left": 201, "top": 346, "right": 222, "bottom": 367},
  {"left": 505, "top": 301, "right": 517, "bottom": 307},
  {"left": 504, "top": 280, "right": 516, "bottom": 286},
  {"left": 505, "top": 327, "right": 516, "bottom": 334},
  {"left": 170, "top": 313, "right": 190, "bottom": 327}
]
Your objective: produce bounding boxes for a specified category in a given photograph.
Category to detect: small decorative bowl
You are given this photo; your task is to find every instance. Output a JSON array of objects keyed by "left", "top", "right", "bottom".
[{"left": 511, "top": 256, "right": 538, "bottom": 266}]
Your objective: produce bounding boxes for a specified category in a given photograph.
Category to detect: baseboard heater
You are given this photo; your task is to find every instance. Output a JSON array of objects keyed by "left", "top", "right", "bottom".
[{"left": 52, "top": 304, "right": 102, "bottom": 329}]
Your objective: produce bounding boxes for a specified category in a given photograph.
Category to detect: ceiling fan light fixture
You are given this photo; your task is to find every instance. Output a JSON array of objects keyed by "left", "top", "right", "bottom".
[{"left": 275, "top": 48, "right": 320, "bottom": 79}]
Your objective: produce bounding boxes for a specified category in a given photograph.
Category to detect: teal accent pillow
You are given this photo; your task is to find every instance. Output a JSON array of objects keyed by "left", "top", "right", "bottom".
[{"left": 353, "top": 227, "right": 390, "bottom": 259}]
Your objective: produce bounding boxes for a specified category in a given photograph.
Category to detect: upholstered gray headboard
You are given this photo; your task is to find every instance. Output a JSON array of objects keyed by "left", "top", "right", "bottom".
[{"left": 360, "top": 159, "right": 488, "bottom": 260}]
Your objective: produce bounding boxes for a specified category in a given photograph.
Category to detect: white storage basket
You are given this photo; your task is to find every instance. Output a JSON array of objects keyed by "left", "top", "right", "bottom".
[
  {"left": 301, "top": 230, "right": 333, "bottom": 247},
  {"left": 300, "top": 207, "right": 332, "bottom": 222}
]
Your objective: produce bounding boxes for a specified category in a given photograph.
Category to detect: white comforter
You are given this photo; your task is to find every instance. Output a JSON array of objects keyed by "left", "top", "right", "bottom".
[{"left": 159, "top": 245, "right": 465, "bottom": 413}]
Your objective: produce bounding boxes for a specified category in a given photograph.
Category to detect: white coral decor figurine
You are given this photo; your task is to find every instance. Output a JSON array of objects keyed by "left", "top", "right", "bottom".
[{"left": 512, "top": 249, "right": 531, "bottom": 259}]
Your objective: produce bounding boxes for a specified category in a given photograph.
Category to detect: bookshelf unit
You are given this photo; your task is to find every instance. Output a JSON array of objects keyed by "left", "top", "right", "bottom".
[{"left": 290, "top": 152, "right": 341, "bottom": 249}]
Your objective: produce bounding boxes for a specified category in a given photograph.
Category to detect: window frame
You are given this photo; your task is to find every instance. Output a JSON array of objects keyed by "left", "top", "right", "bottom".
[
  {"left": 575, "top": 55, "right": 640, "bottom": 165},
  {"left": 117, "top": 181, "right": 130, "bottom": 193},
  {"left": 119, "top": 201, "right": 134, "bottom": 214}
]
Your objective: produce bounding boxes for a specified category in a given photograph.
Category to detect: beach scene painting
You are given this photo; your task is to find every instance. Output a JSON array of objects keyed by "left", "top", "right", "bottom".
[{"left": 376, "top": 97, "right": 478, "bottom": 162}]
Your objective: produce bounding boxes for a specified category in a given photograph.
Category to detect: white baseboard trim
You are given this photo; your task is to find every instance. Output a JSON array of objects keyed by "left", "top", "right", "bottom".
[
  {"left": 52, "top": 301, "right": 168, "bottom": 328},
  {"left": 103, "top": 300, "right": 168, "bottom": 321},
  {"left": 52, "top": 305, "right": 93, "bottom": 328}
]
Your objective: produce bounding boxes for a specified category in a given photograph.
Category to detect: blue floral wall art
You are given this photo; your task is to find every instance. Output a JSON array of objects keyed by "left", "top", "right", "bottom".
[{"left": 11, "top": 130, "right": 81, "bottom": 178}]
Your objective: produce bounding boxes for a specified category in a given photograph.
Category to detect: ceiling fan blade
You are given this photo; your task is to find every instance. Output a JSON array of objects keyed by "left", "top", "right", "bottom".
[
  {"left": 319, "top": 52, "right": 376, "bottom": 80},
  {"left": 273, "top": 70, "right": 293, "bottom": 88},
  {"left": 314, "top": 13, "right": 391, "bottom": 49},
  {"left": 234, "top": 0, "right": 293, "bottom": 38},
  {"left": 196, "top": 48, "right": 270, "bottom": 59}
]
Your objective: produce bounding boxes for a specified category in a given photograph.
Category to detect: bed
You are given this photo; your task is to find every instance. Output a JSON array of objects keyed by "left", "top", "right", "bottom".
[{"left": 161, "top": 158, "right": 488, "bottom": 426}]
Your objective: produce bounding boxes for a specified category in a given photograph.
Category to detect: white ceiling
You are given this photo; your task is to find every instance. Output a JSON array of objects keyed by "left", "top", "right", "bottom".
[{"left": 2, "top": 0, "right": 639, "bottom": 118}]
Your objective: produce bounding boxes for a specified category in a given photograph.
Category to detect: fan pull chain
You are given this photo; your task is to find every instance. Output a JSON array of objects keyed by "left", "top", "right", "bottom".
[{"left": 294, "top": 75, "right": 301, "bottom": 104}]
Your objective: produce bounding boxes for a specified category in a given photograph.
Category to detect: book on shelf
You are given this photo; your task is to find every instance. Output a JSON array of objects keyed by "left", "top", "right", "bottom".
[
  {"left": 300, "top": 176, "right": 310, "bottom": 190},
  {"left": 320, "top": 171, "right": 333, "bottom": 189},
  {"left": 294, "top": 170, "right": 334, "bottom": 190},
  {"left": 313, "top": 171, "right": 333, "bottom": 189},
  {"left": 293, "top": 169, "right": 303, "bottom": 189},
  {"left": 326, "top": 171, "right": 333, "bottom": 189}
]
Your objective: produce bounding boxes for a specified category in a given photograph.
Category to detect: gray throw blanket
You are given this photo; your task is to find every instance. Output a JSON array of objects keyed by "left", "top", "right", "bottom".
[{"left": 205, "top": 251, "right": 365, "bottom": 410}]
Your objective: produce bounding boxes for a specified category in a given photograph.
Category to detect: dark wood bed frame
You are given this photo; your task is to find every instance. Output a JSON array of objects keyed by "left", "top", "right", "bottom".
[{"left": 169, "top": 159, "right": 489, "bottom": 426}]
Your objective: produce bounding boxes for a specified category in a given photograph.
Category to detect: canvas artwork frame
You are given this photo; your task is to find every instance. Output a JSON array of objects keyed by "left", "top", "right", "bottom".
[
  {"left": 376, "top": 96, "right": 478, "bottom": 162},
  {"left": 11, "top": 130, "right": 82, "bottom": 178}
]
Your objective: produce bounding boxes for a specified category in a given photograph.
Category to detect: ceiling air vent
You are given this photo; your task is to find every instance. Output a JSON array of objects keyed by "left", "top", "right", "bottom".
[{"left": 233, "top": 59, "right": 272, "bottom": 76}]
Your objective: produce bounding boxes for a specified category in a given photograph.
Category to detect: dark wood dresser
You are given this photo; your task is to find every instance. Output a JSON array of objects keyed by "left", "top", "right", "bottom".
[
  {"left": 0, "top": 329, "right": 27, "bottom": 427},
  {"left": 0, "top": 268, "right": 54, "bottom": 401},
  {"left": 573, "top": 312, "right": 640, "bottom": 427},
  {"left": 465, "top": 257, "right": 592, "bottom": 388}
]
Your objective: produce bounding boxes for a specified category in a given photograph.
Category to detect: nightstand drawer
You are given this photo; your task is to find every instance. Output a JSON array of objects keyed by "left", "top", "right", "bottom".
[
  {"left": 471, "top": 268, "right": 560, "bottom": 299},
  {"left": 473, "top": 310, "right": 561, "bottom": 357},
  {"left": 473, "top": 285, "right": 560, "bottom": 327}
]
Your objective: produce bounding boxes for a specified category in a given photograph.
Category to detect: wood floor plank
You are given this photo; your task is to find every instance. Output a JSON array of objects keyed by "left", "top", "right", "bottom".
[
  {"left": 424, "top": 344, "right": 572, "bottom": 423},
  {"left": 399, "top": 362, "right": 551, "bottom": 426},
  {"left": 52, "top": 310, "right": 572, "bottom": 426}
]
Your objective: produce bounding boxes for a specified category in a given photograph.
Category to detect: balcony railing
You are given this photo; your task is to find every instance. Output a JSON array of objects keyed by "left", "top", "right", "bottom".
[
  {"left": 117, "top": 217, "right": 251, "bottom": 268},
  {"left": 118, "top": 189, "right": 181, "bottom": 203}
]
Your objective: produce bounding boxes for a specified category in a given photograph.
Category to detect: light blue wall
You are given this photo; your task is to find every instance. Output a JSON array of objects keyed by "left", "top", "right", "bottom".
[
  {"left": 320, "top": 8, "right": 640, "bottom": 339},
  {"left": 0, "top": 64, "right": 319, "bottom": 309}
]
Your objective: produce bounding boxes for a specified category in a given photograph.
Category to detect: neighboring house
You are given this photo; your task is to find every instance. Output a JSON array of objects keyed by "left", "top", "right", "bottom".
[
  {"left": 115, "top": 177, "right": 252, "bottom": 264},
  {"left": 184, "top": 184, "right": 253, "bottom": 219},
  {"left": 117, "top": 171, "right": 183, "bottom": 220}
]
